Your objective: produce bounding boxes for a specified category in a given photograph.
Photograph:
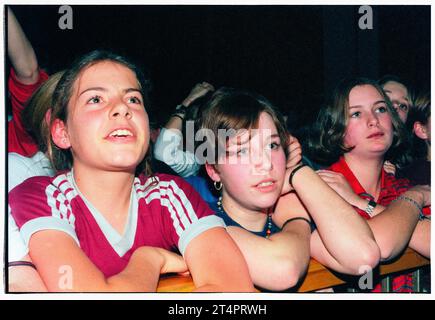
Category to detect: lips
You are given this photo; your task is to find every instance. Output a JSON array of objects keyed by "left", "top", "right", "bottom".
[
  {"left": 108, "top": 129, "right": 133, "bottom": 138},
  {"left": 253, "top": 178, "right": 278, "bottom": 193},
  {"left": 105, "top": 127, "right": 136, "bottom": 141},
  {"left": 367, "top": 132, "right": 384, "bottom": 139}
]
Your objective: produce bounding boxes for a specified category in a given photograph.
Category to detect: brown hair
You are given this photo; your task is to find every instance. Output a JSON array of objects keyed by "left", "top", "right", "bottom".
[
  {"left": 22, "top": 71, "right": 65, "bottom": 153},
  {"left": 198, "top": 87, "right": 289, "bottom": 164},
  {"left": 306, "top": 77, "right": 410, "bottom": 165}
]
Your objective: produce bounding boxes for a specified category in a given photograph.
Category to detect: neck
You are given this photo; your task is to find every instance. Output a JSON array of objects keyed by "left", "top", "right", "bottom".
[
  {"left": 343, "top": 153, "right": 383, "bottom": 199},
  {"left": 72, "top": 164, "right": 135, "bottom": 232},
  {"left": 221, "top": 191, "right": 269, "bottom": 232}
]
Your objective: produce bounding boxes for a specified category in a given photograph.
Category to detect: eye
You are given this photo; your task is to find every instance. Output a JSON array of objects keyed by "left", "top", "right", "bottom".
[
  {"left": 399, "top": 104, "right": 409, "bottom": 111},
  {"left": 127, "top": 96, "right": 142, "bottom": 104},
  {"left": 350, "top": 111, "right": 361, "bottom": 118},
  {"left": 87, "top": 95, "right": 103, "bottom": 104},
  {"left": 376, "top": 106, "right": 388, "bottom": 113},
  {"left": 268, "top": 142, "right": 281, "bottom": 150},
  {"left": 237, "top": 148, "right": 249, "bottom": 156}
]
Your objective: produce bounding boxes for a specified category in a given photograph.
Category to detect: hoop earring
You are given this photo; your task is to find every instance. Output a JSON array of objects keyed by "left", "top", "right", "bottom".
[{"left": 214, "top": 181, "right": 222, "bottom": 191}]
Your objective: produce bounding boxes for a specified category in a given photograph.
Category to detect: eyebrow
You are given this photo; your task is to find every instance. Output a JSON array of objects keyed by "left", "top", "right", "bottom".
[
  {"left": 79, "top": 87, "right": 142, "bottom": 97},
  {"left": 349, "top": 100, "right": 386, "bottom": 109}
]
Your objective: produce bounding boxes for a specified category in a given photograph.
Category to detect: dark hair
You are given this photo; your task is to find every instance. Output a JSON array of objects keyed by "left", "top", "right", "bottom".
[
  {"left": 198, "top": 87, "right": 289, "bottom": 164},
  {"left": 407, "top": 92, "right": 431, "bottom": 160},
  {"left": 306, "top": 77, "right": 410, "bottom": 166},
  {"left": 48, "top": 50, "right": 152, "bottom": 174}
]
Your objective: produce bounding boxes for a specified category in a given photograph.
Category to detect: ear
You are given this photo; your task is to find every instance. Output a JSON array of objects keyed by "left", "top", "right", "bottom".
[
  {"left": 51, "top": 118, "right": 71, "bottom": 149},
  {"left": 205, "top": 162, "right": 221, "bottom": 182},
  {"left": 414, "top": 121, "right": 429, "bottom": 140}
]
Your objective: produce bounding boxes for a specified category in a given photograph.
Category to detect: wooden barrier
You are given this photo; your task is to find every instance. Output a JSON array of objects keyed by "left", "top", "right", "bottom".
[{"left": 157, "top": 248, "right": 430, "bottom": 292}]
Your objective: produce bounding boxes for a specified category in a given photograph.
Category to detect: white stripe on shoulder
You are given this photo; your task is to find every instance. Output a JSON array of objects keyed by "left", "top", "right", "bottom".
[
  {"left": 135, "top": 176, "right": 200, "bottom": 237},
  {"left": 45, "top": 174, "right": 77, "bottom": 226}
]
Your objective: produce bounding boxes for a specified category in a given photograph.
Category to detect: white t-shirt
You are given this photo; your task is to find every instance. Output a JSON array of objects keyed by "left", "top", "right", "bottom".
[
  {"left": 153, "top": 128, "right": 200, "bottom": 177},
  {"left": 8, "top": 151, "right": 55, "bottom": 261}
]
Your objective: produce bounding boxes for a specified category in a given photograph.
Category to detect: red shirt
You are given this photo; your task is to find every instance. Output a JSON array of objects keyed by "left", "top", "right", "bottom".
[
  {"left": 9, "top": 172, "right": 223, "bottom": 277},
  {"left": 8, "top": 68, "right": 49, "bottom": 157},
  {"left": 329, "top": 156, "right": 416, "bottom": 292}
]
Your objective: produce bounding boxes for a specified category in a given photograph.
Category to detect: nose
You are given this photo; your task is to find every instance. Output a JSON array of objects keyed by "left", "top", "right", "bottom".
[
  {"left": 252, "top": 148, "right": 273, "bottom": 174},
  {"left": 367, "top": 111, "right": 380, "bottom": 127},
  {"left": 110, "top": 99, "right": 132, "bottom": 119}
]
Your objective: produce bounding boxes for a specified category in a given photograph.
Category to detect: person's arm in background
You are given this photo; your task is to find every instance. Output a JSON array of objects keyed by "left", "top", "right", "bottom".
[
  {"left": 154, "top": 82, "right": 214, "bottom": 177},
  {"left": 164, "top": 82, "right": 214, "bottom": 130},
  {"left": 7, "top": 7, "right": 49, "bottom": 157},
  {"left": 8, "top": 7, "right": 39, "bottom": 84}
]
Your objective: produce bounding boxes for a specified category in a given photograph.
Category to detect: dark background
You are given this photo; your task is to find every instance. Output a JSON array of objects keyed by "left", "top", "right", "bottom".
[{"left": 6, "top": 5, "right": 430, "bottom": 132}]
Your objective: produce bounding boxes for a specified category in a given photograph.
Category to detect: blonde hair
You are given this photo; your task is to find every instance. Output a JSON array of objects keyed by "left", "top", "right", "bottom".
[{"left": 22, "top": 70, "right": 65, "bottom": 153}]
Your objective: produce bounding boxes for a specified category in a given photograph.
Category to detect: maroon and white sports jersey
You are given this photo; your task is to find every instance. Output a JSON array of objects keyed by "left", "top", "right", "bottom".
[{"left": 9, "top": 171, "right": 224, "bottom": 277}]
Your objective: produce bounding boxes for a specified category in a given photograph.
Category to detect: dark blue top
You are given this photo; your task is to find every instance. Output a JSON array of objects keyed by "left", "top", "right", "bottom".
[{"left": 207, "top": 201, "right": 280, "bottom": 238}]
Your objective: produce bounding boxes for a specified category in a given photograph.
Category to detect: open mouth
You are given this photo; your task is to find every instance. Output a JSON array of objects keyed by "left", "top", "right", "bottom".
[{"left": 108, "top": 129, "right": 134, "bottom": 138}]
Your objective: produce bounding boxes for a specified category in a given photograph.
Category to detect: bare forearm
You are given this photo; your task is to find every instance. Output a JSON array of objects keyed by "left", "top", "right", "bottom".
[
  {"left": 106, "top": 248, "right": 164, "bottom": 292},
  {"left": 408, "top": 219, "right": 430, "bottom": 258},
  {"left": 227, "top": 226, "right": 309, "bottom": 290},
  {"left": 7, "top": 8, "right": 39, "bottom": 83},
  {"left": 292, "top": 167, "right": 379, "bottom": 267},
  {"left": 164, "top": 115, "right": 183, "bottom": 130},
  {"left": 368, "top": 190, "right": 422, "bottom": 261}
]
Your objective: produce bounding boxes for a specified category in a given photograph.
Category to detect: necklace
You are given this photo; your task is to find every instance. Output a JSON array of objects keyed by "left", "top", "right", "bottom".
[{"left": 216, "top": 196, "right": 273, "bottom": 238}]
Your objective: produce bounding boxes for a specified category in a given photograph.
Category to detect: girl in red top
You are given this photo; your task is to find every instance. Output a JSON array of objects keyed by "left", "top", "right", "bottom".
[{"left": 309, "top": 78, "right": 430, "bottom": 292}]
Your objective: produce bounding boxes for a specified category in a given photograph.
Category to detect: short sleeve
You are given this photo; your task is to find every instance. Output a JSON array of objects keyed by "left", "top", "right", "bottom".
[
  {"left": 149, "top": 175, "right": 225, "bottom": 256},
  {"left": 9, "top": 176, "right": 80, "bottom": 249}
]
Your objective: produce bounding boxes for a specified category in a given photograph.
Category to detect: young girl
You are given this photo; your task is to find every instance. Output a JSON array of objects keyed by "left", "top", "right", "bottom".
[
  {"left": 310, "top": 78, "right": 430, "bottom": 291},
  {"left": 9, "top": 51, "right": 254, "bottom": 292},
  {"left": 199, "top": 88, "right": 381, "bottom": 291}
]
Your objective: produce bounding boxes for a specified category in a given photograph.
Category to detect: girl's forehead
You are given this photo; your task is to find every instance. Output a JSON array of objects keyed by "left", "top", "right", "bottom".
[{"left": 72, "top": 61, "right": 138, "bottom": 93}]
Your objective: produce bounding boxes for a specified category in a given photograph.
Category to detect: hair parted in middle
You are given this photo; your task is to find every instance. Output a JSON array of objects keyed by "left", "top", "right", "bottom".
[{"left": 47, "top": 50, "right": 152, "bottom": 174}]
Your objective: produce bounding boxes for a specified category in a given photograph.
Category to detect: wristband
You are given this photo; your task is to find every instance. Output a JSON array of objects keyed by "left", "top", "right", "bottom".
[
  {"left": 8, "top": 261, "right": 37, "bottom": 270},
  {"left": 282, "top": 216, "right": 315, "bottom": 233},
  {"left": 175, "top": 104, "right": 188, "bottom": 114},
  {"left": 289, "top": 164, "right": 307, "bottom": 188},
  {"left": 392, "top": 195, "right": 425, "bottom": 220}
]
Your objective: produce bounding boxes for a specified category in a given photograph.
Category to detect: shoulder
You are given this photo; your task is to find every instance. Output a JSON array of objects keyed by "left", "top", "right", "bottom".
[{"left": 9, "top": 172, "right": 74, "bottom": 209}]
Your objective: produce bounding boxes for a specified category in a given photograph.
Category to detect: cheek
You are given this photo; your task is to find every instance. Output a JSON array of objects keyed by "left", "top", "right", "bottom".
[
  {"left": 220, "top": 163, "right": 250, "bottom": 188},
  {"left": 343, "top": 124, "right": 357, "bottom": 146},
  {"left": 273, "top": 151, "right": 287, "bottom": 172}
]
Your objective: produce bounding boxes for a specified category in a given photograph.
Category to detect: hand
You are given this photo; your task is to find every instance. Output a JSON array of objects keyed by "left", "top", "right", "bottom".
[
  {"left": 316, "top": 170, "right": 361, "bottom": 207},
  {"left": 281, "top": 135, "right": 303, "bottom": 195},
  {"left": 383, "top": 160, "right": 396, "bottom": 175},
  {"left": 407, "top": 185, "right": 431, "bottom": 207},
  {"left": 155, "top": 248, "right": 188, "bottom": 275},
  {"left": 182, "top": 82, "right": 214, "bottom": 106},
  {"left": 286, "top": 135, "right": 302, "bottom": 170}
]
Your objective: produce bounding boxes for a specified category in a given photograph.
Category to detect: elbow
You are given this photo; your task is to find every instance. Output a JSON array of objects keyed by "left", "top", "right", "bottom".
[
  {"left": 263, "top": 259, "right": 306, "bottom": 291},
  {"left": 339, "top": 240, "right": 381, "bottom": 275},
  {"left": 352, "top": 242, "right": 381, "bottom": 275}
]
